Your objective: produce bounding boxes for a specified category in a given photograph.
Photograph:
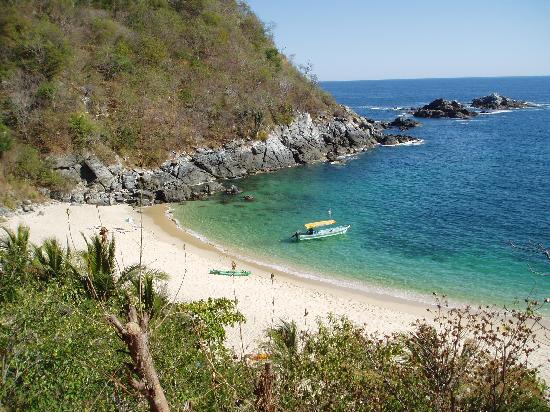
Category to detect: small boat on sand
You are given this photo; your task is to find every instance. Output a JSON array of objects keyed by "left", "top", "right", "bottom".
[
  {"left": 209, "top": 269, "right": 251, "bottom": 276},
  {"left": 291, "top": 220, "right": 350, "bottom": 241}
]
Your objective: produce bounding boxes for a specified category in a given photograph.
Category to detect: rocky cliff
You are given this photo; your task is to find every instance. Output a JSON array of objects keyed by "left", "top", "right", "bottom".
[{"left": 49, "top": 108, "right": 411, "bottom": 206}]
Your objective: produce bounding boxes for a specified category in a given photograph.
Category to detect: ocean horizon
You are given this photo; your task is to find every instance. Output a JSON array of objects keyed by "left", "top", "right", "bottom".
[{"left": 173, "top": 76, "right": 550, "bottom": 312}]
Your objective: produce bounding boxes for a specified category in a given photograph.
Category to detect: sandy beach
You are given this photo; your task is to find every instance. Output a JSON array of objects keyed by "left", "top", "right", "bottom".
[{"left": 4, "top": 202, "right": 549, "bottom": 381}]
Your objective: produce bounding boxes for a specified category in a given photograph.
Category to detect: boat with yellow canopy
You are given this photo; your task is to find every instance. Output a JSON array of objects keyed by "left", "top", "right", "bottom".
[{"left": 292, "top": 219, "right": 350, "bottom": 241}]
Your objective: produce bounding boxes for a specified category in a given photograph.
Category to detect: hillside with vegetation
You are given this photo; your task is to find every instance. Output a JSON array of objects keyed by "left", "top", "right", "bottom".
[{"left": 0, "top": 0, "right": 337, "bottom": 207}]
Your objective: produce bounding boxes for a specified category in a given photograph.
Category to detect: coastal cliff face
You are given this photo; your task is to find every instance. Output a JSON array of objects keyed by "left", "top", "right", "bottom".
[
  {"left": 49, "top": 109, "right": 388, "bottom": 206},
  {"left": 0, "top": 0, "right": 340, "bottom": 209}
]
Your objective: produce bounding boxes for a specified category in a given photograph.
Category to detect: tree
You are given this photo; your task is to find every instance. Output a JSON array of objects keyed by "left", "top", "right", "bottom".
[{"left": 107, "top": 305, "right": 170, "bottom": 412}]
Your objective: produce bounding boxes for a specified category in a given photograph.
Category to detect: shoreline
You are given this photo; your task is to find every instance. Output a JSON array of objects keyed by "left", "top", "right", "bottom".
[{"left": 146, "top": 203, "right": 431, "bottom": 316}]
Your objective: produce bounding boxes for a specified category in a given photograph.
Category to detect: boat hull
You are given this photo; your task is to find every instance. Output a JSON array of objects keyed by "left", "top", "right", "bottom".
[{"left": 296, "top": 225, "right": 350, "bottom": 241}]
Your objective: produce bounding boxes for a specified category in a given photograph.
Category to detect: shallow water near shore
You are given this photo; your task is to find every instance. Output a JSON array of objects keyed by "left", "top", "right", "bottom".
[{"left": 173, "top": 76, "right": 550, "bottom": 312}]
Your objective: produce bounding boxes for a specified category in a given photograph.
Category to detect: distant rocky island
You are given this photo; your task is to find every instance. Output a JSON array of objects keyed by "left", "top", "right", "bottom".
[
  {"left": 412, "top": 93, "right": 534, "bottom": 119},
  {"left": 380, "top": 117, "right": 421, "bottom": 131},
  {"left": 471, "top": 93, "right": 534, "bottom": 110},
  {"left": 413, "top": 98, "right": 477, "bottom": 119}
]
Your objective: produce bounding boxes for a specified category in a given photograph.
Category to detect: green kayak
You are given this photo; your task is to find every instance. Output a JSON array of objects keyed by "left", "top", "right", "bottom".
[{"left": 209, "top": 269, "right": 251, "bottom": 277}]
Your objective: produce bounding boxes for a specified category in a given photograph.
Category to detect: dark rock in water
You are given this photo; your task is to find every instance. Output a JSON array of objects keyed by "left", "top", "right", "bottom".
[
  {"left": 471, "top": 93, "right": 534, "bottom": 110},
  {"left": 243, "top": 195, "right": 255, "bottom": 202},
  {"left": 413, "top": 98, "right": 477, "bottom": 119},
  {"left": 378, "top": 134, "right": 423, "bottom": 146},
  {"left": 226, "top": 184, "right": 242, "bottom": 195},
  {"left": 381, "top": 116, "right": 421, "bottom": 130}
]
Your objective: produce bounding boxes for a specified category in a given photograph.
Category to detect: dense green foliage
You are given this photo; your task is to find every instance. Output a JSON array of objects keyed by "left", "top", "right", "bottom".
[
  {"left": 1, "top": 225, "right": 549, "bottom": 410},
  {"left": 0, "top": 0, "right": 336, "bottom": 205}
]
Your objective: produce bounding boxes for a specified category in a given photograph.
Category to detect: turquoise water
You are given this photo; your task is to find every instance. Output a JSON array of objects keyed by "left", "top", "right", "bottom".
[{"left": 173, "top": 77, "right": 550, "bottom": 310}]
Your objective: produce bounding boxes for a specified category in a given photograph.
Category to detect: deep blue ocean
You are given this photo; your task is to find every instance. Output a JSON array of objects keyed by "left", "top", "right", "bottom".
[{"left": 174, "top": 77, "right": 550, "bottom": 310}]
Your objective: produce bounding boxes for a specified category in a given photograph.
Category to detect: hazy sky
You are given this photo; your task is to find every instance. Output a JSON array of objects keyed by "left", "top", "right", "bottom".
[{"left": 245, "top": 0, "right": 550, "bottom": 81}]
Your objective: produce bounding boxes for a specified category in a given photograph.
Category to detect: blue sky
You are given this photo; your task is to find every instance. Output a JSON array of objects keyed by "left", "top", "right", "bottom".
[{"left": 245, "top": 0, "right": 550, "bottom": 81}]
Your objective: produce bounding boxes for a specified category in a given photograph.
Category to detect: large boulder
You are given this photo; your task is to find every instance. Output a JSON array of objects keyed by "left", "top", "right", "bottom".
[
  {"left": 413, "top": 99, "right": 477, "bottom": 119},
  {"left": 193, "top": 149, "right": 249, "bottom": 179},
  {"left": 471, "top": 93, "right": 533, "bottom": 110},
  {"left": 83, "top": 156, "right": 115, "bottom": 188},
  {"left": 252, "top": 136, "right": 297, "bottom": 169},
  {"left": 382, "top": 116, "right": 421, "bottom": 130},
  {"left": 277, "top": 113, "right": 327, "bottom": 163}
]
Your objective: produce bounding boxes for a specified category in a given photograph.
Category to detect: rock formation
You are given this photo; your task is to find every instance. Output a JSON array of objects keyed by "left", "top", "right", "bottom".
[
  {"left": 378, "top": 134, "right": 423, "bottom": 146},
  {"left": 381, "top": 116, "right": 421, "bottom": 130},
  {"left": 47, "top": 108, "right": 421, "bottom": 207},
  {"left": 413, "top": 99, "right": 477, "bottom": 119},
  {"left": 471, "top": 93, "right": 534, "bottom": 110}
]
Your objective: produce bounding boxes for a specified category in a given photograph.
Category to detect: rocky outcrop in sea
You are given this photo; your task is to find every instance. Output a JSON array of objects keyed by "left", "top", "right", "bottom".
[
  {"left": 381, "top": 116, "right": 421, "bottom": 130},
  {"left": 378, "top": 134, "right": 423, "bottom": 146},
  {"left": 413, "top": 98, "right": 477, "bottom": 119},
  {"left": 471, "top": 93, "right": 534, "bottom": 110},
  {"left": 47, "top": 108, "right": 420, "bottom": 207}
]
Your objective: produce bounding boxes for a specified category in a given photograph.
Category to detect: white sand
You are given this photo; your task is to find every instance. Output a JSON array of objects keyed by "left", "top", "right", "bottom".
[{"left": 4, "top": 202, "right": 549, "bottom": 381}]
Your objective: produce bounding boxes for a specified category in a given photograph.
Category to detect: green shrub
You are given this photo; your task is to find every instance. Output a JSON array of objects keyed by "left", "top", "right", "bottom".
[
  {"left": 90, "top": 16, "right": 119, "bottom": 42},
  {"left": 112, "top": 125, "right": 137, "bottom": 151},
  {"left": 256, "top": 129, "right": 269, "bottom": 141},
  {"left": 96, "top": 39, "right": 134, "bottom": 79},
  {"left": 0, "top": 225, "right": 31, "bottom": 303},
  {"left": 171, "top": 0, "right": 206, "bottom": 16},
  {"left": 265, "top": 47, "right": 282, "bottom": 70},
  {"left": 137, "top": 34, "right": 168, "bottom": 65},
  {"left": 68, "top": 112, "right": 95, "bottom": 149},
  {"left": 35, "top": 81, "right": 56, "bottom": 103},
  {"left": 178, "top": 86, "right": 194, "bottom": 105},
  {"left": 0, "top": 285, "right": 129, "bottom": 410},
  {"left": 11, "top": 18, "right": 71, "bottom": 79},
  {"left": 13, "top": 145, "right": 68, "bottom": 190}
]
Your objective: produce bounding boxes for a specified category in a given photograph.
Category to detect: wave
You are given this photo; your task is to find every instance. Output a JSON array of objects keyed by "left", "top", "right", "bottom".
[
  {"left": 353, "top": 105, "right": 407, "bottom": 111},
  {"left": 381, "top": 139, "right": 425, "bottom": 147},
  {"left": 479, "top": 109, "right": 513, "bottom": 115}
]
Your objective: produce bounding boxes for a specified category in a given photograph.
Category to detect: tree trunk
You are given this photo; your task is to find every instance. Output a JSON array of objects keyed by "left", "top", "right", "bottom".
[
  {"left": 108, "top": 306, "right": 170, "bottom": 412},
  {"left": 255, "top": 362, "right": 276, "bottom": 412}
]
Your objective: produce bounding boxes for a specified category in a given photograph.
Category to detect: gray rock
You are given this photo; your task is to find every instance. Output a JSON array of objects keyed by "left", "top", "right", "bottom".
[
  {"left": 278, "top": 113, "right": 326, "bottom": 163},
  {"left": 71, "top": 192, "right": 85, "bottom": 204},
  {"left": 83, "top": 156, "right": 115, "bottom": 188},
  {"left": 226, "top": 184, "right": 242, "bottom": 195},
  {"left": 51, "top": 154, "right": 81, "bottom": 169},
  {"left": 382, "top": 116, "right": 421, "bottom": 131},
  {"left": 122, "top": 172, "right": 138, "bottom": 190},
  {"left": 50, "top": 190, "right": 72, "bottom": 202},
  {"left": 471, "top": 93, "right": 534, "bottom": 110},
  {"left": 88, "top": 192, "right": 110, "bottom": 206},
  {"left": 413, "top": 99, "right": 477, "bottom": 119},
  {"left": 193, "top": 150, "right": 248, "bottom": 179},
  {"left": 0, "top": 206, "right": 13, "bottom": 218},
  {"left": 378, "top": 134, "right": 422, "bottom": 146},
  {"left": 174, "top": 161, "right": 215, "bottom": 185}
]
